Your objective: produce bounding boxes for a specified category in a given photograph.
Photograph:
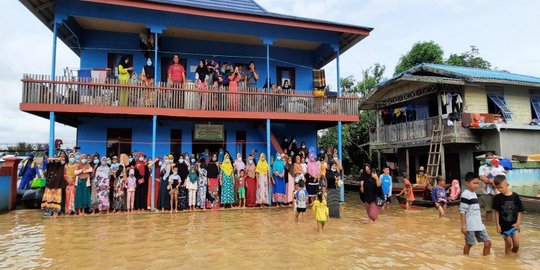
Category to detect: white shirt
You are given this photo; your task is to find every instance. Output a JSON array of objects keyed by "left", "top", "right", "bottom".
[{"left": 460, "top": 190, "right": 485, "bottom": 231}]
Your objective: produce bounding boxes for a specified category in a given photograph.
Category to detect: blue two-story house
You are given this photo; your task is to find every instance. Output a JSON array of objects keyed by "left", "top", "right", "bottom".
[{"left": 19, "top": 0, "right": 372, "bottom": 201}]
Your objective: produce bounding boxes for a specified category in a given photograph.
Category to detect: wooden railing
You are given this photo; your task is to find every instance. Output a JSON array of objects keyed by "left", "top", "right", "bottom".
[
  {"left": 370, "top": 116, "right": 477, "bottom": 145},
  {"left": 21, "top": 74, "right": 359, "bottom": 116}
]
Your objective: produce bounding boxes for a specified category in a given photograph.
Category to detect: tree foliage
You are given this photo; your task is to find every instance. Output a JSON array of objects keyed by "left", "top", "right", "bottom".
[
  {"left": 394, "top": 41, "right": 444, "bottom": 75},
  {"left": 319, "top": 64, "right": 384, "bottom": 173},
  {"left": 446, "top": 46, "right": 491, "bottom": 69},
  {"left": 5, "top": 142, "right": 46, "bottom": 155}
]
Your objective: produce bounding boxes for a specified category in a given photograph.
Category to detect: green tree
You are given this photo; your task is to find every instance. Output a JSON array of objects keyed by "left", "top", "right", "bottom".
[
  {"left": 319, "top": 64, "right": 385, "bottom": 173},
  {"left": 446, "top": 46, "right": 491, "bottom": 69},
  {"left": 394, "top": 41, "right": 444, "bottom": 75}
]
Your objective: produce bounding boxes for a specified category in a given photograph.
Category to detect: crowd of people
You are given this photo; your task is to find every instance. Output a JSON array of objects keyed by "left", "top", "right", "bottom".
[{"left": 36, "top": 141, "right": 343, "bottom": 220}]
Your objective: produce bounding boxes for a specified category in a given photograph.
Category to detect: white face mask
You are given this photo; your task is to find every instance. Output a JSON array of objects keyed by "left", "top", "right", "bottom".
[
  {"left": 277, "top": 156, "right": 282, "bottom": 160},
  {"left": 248, "top": 160, "right": 253, "bottom": 164},
  {"left": 179, "top": 159, "right": 184, "bottom": 163},
  {"left": 225, "top": 159, "right": 230, "bottom": 163}
]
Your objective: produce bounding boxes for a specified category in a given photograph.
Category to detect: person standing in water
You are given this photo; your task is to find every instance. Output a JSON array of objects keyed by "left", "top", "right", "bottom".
[
  {"left": 460, "top": 172, "right": 491, "bottom": 256},
  {"left": 359, "top": 163, "right": 381, "bottom": 223},
  {"left": 493, "top": 175, "right": 524, "bottom": 255},
  {"left": 431, "top": 176, "right": 448, "bottom": 218},
  {"left": 312, "top": 192, "right": 329, "bottom": 232}
]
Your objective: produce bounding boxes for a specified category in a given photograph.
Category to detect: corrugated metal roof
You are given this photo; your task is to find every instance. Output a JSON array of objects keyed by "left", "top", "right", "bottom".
[
  {"left": 147, "top": 0, "right": 267, "bottom": 15},
  {"left": 421, "top": 63, "right": 540, "bottom": 85}
]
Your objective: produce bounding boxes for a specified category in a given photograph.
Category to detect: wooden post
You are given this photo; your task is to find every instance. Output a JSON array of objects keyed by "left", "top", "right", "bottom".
[
  {"left": 405, "top": 148, "right": 410, "bottom": 176},
  {"left": 441, "top": 144, "right": 446, "bottom": 178}
]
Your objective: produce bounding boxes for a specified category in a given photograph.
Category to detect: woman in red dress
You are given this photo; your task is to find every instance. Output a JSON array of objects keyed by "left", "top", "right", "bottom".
[{"left": 245, "top": 155, "right": 257, "bottom": 207}]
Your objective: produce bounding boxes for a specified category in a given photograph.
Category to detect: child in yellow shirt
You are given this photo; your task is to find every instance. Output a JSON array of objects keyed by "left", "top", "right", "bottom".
[{"left": 312, "top": 192, "right": 329, "bottom": 232}]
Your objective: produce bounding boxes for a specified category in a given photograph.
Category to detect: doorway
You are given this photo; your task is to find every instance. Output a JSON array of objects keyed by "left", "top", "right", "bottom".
[
  {"left": 276, "top": 66, "right": 295, "bottom": 89},
  {"left": 235, "top": 130, "right": 246, "bottom": 160},
  {"left": 161, "top": 56, "right": 187, "bottom": 83},
  {"left": 106, "top": 128, "right": 132, "bottom": 157}
]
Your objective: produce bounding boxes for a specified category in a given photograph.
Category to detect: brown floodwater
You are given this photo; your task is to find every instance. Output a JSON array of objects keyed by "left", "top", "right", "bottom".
[{"left": 0, "top": 194, "right": 539, "bottom": 269}]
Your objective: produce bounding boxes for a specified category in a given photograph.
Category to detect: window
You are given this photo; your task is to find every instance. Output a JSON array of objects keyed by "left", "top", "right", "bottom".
[
  {"left": 532, "top": 97, "right": 540, "bottom": 120},
  {"left": 170, "top": 129, "right": 182, "bottom": 155},
  {"left": 486, "top": 86, "right": 512, "bottom": 120},
  {"left": 277, "top": 66, "right": 296, "bottom": 89},
  {"left": 236, "top": 130, "right": 247, "bottom": 160},
  {"left": 107, "top": 128, "right": 132, "bottom": 157}
]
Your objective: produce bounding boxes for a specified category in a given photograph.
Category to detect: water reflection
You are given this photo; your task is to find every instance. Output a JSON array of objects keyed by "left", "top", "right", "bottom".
[{"left": 0, "top": 195, "right": 539, "bottom": 269}]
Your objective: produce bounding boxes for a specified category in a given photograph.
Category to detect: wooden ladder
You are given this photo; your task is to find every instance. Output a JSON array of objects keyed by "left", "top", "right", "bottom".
[{"left": 426, "top": 117, "right": 444, "bottom": 180}]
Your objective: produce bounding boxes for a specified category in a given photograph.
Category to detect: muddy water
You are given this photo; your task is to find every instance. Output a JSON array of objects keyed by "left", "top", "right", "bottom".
[{"left": 1, "top": 195, "right": 539, "bottom": 269}]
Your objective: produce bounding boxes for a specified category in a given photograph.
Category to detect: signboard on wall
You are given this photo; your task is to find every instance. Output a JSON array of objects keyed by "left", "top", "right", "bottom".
[{"left": 194, "top": 124, "right": 224, "bottom": 141}]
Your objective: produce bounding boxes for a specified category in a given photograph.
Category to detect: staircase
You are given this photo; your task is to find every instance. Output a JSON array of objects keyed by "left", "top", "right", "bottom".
[
  {"left": 426, "top": 117, "right": 444, "bottom": 180},
  {"left": 255, "top": 126, "right": 283, "bottom": 154}
]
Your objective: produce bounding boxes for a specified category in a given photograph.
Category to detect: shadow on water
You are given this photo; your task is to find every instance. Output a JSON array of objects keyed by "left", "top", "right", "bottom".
[{"left": 0, "top": 194, "right": 539, "bottom": 269}]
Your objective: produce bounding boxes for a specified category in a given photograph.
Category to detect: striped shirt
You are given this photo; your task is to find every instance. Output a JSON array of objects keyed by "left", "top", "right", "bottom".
[{"left": 460, "top": 190, "right": 485, "bottom": 231}]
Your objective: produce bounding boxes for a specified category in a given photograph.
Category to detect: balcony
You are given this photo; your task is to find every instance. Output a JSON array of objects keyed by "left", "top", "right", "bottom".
[
  {"left": 20, "top": 75, "right": 359, "bottom": 125},
  {"left": 369, "top": 116, "right": 479, "bottom": 149}
]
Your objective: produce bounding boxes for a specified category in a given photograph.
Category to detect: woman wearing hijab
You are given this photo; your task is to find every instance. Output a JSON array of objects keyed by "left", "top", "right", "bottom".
[
  {"left": 177, "top": 156, "right": 189, "bottom": 210},
  {"left": 64, "top": 153, "right": 77, "bottom": 215},
  {"left": 147, "top": 157, "right": 161, "bottom": 210},
  {"left": 306, "top": 153, "right": 321, "bottom": 204},
  {"left": 118, "top": 55, "right": 133, "bottom": 107},
  {"left": 272, "top": 153, "right": 287, "bottom": 206},
  {"left": 206, "top": 153, "right": 220, "bottom": 209},
  {"left": 359, "top": 163, "right": 382, "bottom": 223},
  {"left": 89, "top": 153, "right": 101, "bottom": 214},
  {"left": 197, "top": 158, "right": 208, "bottom": 210},
  {"left": 95, "top": 157, "right": 111, "bottom": 214},
  {"left": 134, "top": 153, "right": 149, "bottom": 211},
  {"left": 285, "top": 154, "right": 295, "bottom": 205},
  {"left": 255, "top": 153, "right": 271, "bottom": 207},
  {"left": 245, "top": 156, "right": 257, "bottom": 207},
  {"left": 141, "top": 57, "right": 155, "bottom": 86},
  {"left": 220, "top": 153, "right": 235, "bottom": 207},
  {"left": 158, "top": 155, "right": 173, "bottom": 211},
  {"left": 75, "top": 154, "right": 93, "bottom": 215},
  {"left": 41, "top": 151, "right": 67, "bottom": 219}
]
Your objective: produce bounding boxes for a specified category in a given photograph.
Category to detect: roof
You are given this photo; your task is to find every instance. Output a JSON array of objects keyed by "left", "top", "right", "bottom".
[
  {"left": 360, "top": 63, "right": 540, "bottom": 110},
  {"left": 19, "top": 0, "right": 372, "bottom": 66},
  {"left": 147, "top": 0, "right": 268, "bottom": 15}
]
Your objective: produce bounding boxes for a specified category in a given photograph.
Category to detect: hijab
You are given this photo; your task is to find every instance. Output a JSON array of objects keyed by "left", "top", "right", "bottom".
[
  {"left": 143, "top": 59, "right": 155, "bottom": 79},
  {"left": 188, "top": 167, "right": 198, "bottom": 183},
  {"left": 307, "top": 153, "right": 319, "bottom": 176},
  {"left": 272, "top": 154, "right": 285, "bottom": 174},
  {"left": 255, "top": 153, "right": 270, "bottom": 174},
  {"left": 220, "top": 153, "right": 234, "bottom": 177},
  {"left": 234, "top": 153, "right": 246, "bottom": 172}
]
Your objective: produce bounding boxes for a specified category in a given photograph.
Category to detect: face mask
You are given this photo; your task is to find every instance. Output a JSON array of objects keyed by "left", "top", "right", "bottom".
[
  {"left": 237, "top": 157, "right": 242, "bottom": 161},
  {"left": 107, "top": 160, "right": 111, "bottom": 165},
  {"left": 221, "top": 68, "right": 225, "bottom": 73},
  {"left": 179, "top": 159, "right": 184, "bottom": 163},
  {"left": 139, "top": 157, "right": 144, "bottom": 162},
  {"left": 61, "top": 160, "right": 66, "bottom": 165},
  {"left": 261, "top": 157, "right": 266, "bottom": 161},
  {"left": 69, "top": 158, "right": 76, "bottom": 163},
  {"left": 486, "top": 159, "right": 492, "bottom": 166},
  {"left": 129, "top": 157, "right": 133, "bottom": 162},
  {"left": 333, "top": 156, "right": 338, "bottom": 160},
  {"left": 75, "top": 154, "right": 80, "bottom": 160},
  {"left": 285, "top": 139, "right": 289, "bottom": 143},
  {"left": 191, "top": 159, "right": 196, "bottom": 163},
  {"left": 292, "top": 139, "right": 296, "bottom": 143},
  {"left": 93, "top": 159, "right": 99, "bottom": 164},
  {"left": 147, "top": 60, "right": 152, "bottom": 66},
  {"left": 173, "top": 171, "right": 177, "bottom": 175},
  {"left": 331, "top": 168, "right": 337, "bottom": 172},
  {"left": 225, "top": 158, "right": 230, "bottom": 163},
  {"left": 248, "top": 160, "right": 253, "bottom": 164},
  {"left": 277, "top": 156, "right": 282, "bottom": 160},
  {"left": 302, "top": 145, "right": 306, "bottom": 149},
  {"left": 81, "top": 159, "right": 87, "bottom": 164},
  {"left": 158, "top": 161, "right": 163, "bottom": 166}
]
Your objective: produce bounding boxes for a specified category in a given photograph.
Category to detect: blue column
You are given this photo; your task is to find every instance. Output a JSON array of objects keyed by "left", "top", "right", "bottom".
[
  {"left": 154, "top": 32, "right": 159, "bottom": 86},
  {"left": 334, "top": 44, "right": 344, "bottom": 202},
  {"left": 49, "top": 22, "right": 58, "bottom": 157},
  {"left": 151, "top": 115, "right": 157, "bottom": 210},
  {"left": 266, "top": 44, "right": 270, "bottom": 90},
  {"left": 266, "top": 118, "right": 271, "bottom": 205}
]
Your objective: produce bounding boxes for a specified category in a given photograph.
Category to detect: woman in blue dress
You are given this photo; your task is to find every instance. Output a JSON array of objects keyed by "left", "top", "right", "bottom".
[{"left": 272, "top": 153, "right": 287, "bottom": 206}]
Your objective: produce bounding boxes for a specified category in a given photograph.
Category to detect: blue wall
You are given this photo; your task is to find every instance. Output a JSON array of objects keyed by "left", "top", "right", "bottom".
[
  {"left": 0, "top": 175, "right": 11, "bottom": 212},
  {"left": 80, "top": 30, "right": 315, "bottom": 90},
  {"left": 76, "top": 117, "right": 318, "bottom": 159}
]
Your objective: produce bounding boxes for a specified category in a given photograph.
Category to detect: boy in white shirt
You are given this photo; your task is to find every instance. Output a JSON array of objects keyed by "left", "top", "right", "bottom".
[{"left": 460, "top": 172, "right": 491, "bottom": 256}]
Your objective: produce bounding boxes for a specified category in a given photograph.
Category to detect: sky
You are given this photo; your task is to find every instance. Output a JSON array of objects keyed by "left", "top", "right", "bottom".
[{"left": 1, "top": 0, "right": 539, "bottom": 145}]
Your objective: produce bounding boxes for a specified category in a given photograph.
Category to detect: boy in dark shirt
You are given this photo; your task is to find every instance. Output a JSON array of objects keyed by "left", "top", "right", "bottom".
[{"left": 493, "top": 175, "right": 524, "bottom": 254}]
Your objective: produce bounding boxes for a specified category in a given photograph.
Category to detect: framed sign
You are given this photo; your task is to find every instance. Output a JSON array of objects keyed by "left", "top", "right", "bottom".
[{"left": 194, "top": 124, "right": 224, "bottom": 141}]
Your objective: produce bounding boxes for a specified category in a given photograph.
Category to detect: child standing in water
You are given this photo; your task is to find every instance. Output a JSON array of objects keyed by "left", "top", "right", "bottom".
[
  {"left": 168, "top": 166, "right": 181, "bottom": 213},
  {"left": 380, "top": 166, "right": 392, "bottom": 209},
  {"left": 237, "top": 169, "right": 247, "bottom": 208},
  {"left": 397, "top": 173, "right": 414, "bottom": 210},
  {"left": 431, "top": 176, "right": 448, "bottom": 218},
  {"left": 186, "top": 166, "right": 198, "bottom": 211},
  {"left": 312, "top": 192, "right": 329, "bottom": 232},
  {"left": 493, "top": 175, "right": 524, "bottom": 255},
  {"left": 460, "top": 172, "right": 491, "bottom": 256},
  {"left": 125, "top": 169, "right": 137, "bottom": 213},
  {"left": 295, "top": 180, "right": 309, "bottom": 222}
]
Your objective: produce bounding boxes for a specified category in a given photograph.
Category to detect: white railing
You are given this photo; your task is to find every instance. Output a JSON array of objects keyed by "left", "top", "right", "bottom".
[{"left": 21, "top": 74, "right": 359, "bottom": 116}]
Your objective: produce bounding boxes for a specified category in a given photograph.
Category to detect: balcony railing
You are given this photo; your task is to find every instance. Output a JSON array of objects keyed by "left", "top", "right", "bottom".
[
  {"left": 369, "top": 116, "right": 479, "bottom": 147},
  {"left": 21, "top": 74, "right": 359, "bottom": 116}
]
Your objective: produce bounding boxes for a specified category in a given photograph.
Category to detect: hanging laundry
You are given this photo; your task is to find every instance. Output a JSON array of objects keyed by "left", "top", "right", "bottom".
[
  {"left": 446, "top": 93, "right": 453, "bottom": 114},
  {"left": 455, "top": 94, "right": 463, "bottom": 112}
]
